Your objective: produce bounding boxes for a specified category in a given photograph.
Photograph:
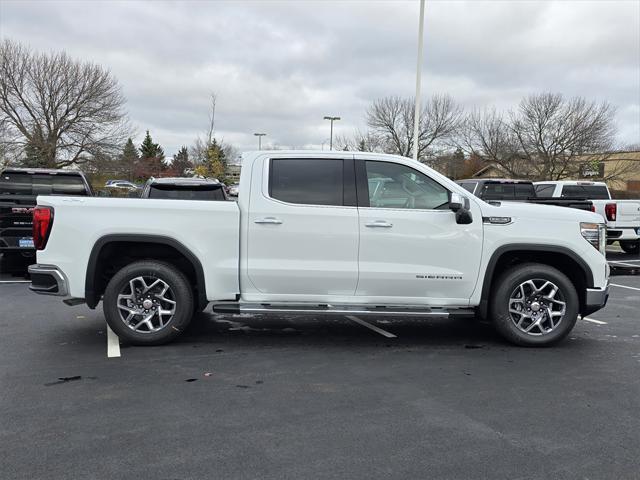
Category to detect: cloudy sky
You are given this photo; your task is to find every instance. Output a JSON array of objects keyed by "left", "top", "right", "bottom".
[{"left": 1, "top": 0, "right": 639, "bottom": 156}]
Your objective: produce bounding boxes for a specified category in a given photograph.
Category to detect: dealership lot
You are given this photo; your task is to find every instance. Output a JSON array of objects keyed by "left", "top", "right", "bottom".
[{"left": 1, "top": 256, "right": 639, "bottom": 479}]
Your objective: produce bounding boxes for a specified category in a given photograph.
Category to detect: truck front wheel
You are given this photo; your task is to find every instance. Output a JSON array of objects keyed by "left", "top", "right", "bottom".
[
  {"left": 619, "top": 240, "right": 639, "bottom": 255},
  {"left": 490, "top": 263, "right": 578, "bottom": 347},
  {"left": 103, "top": 260, "right": 194, "bottom": 345}
]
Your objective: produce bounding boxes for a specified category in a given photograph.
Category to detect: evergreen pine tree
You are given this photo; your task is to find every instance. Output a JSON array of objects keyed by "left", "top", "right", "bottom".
[
  {"left": 119, "top": 138, "right": 139, "bottom": 180},
  {"left": 172, "top": 146, "right": 192, "bottom": 176},
  {"left": 139, "top": 130, "right": 165, "bottom": 160}
]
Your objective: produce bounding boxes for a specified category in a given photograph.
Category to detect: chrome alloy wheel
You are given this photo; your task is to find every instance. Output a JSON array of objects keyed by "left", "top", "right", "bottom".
[
  {"left": 116, "top": 276, "right": 176, "bottom": 333},
  {"left": 508, "top": 279, "right": 566, "bottom": 336}
]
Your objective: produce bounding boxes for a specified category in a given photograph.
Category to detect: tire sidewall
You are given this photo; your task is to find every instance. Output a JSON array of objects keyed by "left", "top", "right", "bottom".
[
  {"left": 491, "top": 264, "right": 579, "bottom": 347},
  {"left": 619, "top": 240, "right": 639, "bottom": 254},
  {"left": 103, "top": 261, "right": 194, "bottom": 345}
]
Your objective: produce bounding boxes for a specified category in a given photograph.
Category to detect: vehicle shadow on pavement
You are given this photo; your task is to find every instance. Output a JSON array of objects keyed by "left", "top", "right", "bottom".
[{"left": 171, "top": 312, "right": 532, "bottom": 350}]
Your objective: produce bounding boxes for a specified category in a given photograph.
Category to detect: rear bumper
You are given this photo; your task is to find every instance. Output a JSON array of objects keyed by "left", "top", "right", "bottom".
[
  {"left": 28, "top": 264, "right": 68, "bottom": 296},
  {"left": 583, "top": 284, "right": 609, "bottom": 316},
  {"left": 607, "top": 227, "right": 640, "bottom": 241}
]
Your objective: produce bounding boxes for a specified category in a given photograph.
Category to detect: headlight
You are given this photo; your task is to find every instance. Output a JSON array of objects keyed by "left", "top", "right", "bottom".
[{"left": 580, "top": 222, "right": 606, "bottom": 256}]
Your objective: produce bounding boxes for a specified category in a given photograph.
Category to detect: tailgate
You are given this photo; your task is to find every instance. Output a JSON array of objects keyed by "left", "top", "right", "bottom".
[
  {"left": 0, "top": 195, "right": 36, "bottom": 249},
  {"left": 616, "top": 201, "right": 640, "bottom": 226}
]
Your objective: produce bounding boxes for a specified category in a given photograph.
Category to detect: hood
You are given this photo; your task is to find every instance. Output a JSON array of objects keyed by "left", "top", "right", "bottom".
[{"left": 477, "top": 200, "right": 603, "bottom": 224}]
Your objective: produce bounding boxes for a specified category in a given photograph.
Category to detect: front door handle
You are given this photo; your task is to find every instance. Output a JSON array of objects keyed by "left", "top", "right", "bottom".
[
  {"left": 254, "top": 217, "right": 283, "bottom": 225},
  {"left": 365, "top": 220, "right": 393, "bottom": 228}
]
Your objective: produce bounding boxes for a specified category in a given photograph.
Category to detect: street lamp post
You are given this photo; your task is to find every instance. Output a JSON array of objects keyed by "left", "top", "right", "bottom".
[
  {"left": 254, "top": 132, "right": 267, "bottom": 150},
  {"left": 412, "top": 0, "right": 426, "bottom": 162},
  {"left": 323, "top": 116, "right": 340, "bottom": 150}
]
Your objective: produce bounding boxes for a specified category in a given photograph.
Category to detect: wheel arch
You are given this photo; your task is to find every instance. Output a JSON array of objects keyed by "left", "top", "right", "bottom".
[
  {"left": 85, "top": 234, "right": 207, "bottom": 310},
  {"left": 478, "top": 244, "right": 594, "bottom": 319}
]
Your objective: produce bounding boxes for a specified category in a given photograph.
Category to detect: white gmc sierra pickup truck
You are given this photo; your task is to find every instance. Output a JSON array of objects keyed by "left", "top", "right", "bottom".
[{"left": 29, "top": 151, "right": 609, "bottom": 347}]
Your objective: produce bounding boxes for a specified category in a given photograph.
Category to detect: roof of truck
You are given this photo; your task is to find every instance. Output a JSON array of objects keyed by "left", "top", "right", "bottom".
[
  {"left": 1, "top": 167, "right": 85, "bottom": 176},
  {"left": 147, "top": 177, "right": 221, "bottom": 185},
  {"left": 457, "top": 178, "right": 533, "bottom": 184},
  {"left": 532, "top": 180, "right": 608, "bottom": 186}
]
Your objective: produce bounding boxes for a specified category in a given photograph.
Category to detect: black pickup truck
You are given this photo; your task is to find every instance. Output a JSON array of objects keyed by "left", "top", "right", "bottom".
[
  {"left": 456, "top": 178, "right": 593, "bottom": 211},
  {"left": 0, "top": 168, "right": 92, "bottom": 270}
]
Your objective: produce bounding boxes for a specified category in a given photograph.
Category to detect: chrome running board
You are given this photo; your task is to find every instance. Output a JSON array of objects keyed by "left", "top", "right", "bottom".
[{"left": 212, "top": 303, "right": 475, "bottom": 318}]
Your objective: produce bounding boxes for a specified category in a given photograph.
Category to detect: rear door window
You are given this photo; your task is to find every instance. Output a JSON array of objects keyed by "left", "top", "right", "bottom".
[{"left": 269, "top": 159, "right": 344, "bottom": 206}]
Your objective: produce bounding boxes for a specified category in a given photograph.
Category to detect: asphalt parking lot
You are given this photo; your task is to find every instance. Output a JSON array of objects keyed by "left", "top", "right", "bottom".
[{"left": 1, "top": 251, "right": 639, "bottom": 480}]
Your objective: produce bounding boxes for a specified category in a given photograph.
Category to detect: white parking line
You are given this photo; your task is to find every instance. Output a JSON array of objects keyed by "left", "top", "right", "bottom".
[
  {"left": 582, "top": 317, "right": 607, "bottom": 325},
  {"left": 346, "top": 315, "right": 397, "bottom": 338},
  {"left": 611, "top": 283, "right": 640, "bottom": 292},
  {"left": 107, "top": 325, "right": 121, "bottom": 358},
  {"left": 0, "top": 280, "right": 29, "bottom": 283},
  {"left": 609, "top": 259, "right": 640, "bottom": 264}
]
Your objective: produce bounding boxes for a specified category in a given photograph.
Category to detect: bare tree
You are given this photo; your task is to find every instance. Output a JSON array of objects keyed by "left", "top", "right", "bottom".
[
  {"left": 458, "top": 107, "right": 528, "bottom": 177},
  {"left": 0, "top": 39, "right": 130, "bottom": 168},
  {"left": 459, "top": 93, "right": 628, "bottom": 181},
  {"left": 334, "top": 129, "right": 385, "bottom": 152},
  {"left": 366, "top": 94, "right": 462, "bottom": 161},
  {"left": 206, "top": 92, "right": 217, "bottom": 145}
]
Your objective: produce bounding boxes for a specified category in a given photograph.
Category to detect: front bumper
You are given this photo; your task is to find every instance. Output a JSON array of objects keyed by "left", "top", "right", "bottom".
[
  {"left": 28, "top": 264, "right": 68, "bottom": 296},
  {"left": 583, "top": 283, "right": 610, "bottom": 316}
]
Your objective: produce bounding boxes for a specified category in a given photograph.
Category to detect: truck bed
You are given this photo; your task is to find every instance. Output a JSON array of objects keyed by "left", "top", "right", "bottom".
[{"left": 35, "top": 196, "right": 241, "bottom": 300}]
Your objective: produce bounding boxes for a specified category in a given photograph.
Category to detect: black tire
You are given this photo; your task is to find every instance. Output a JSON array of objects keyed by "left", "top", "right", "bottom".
[
  {"left": 103, "top": 260, "right": 194, "bottom": 345},
  {"left": 490, "top": 263, "right": 579, "bottom": 347},
  {"left": 619, "top": 240, "right": 640, "bottom": 255}
]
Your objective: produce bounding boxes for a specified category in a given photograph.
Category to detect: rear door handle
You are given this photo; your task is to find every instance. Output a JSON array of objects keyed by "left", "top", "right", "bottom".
[
  {"left": 365, "top": 220, "right": 393, "bottom": 228},
  {"left": 254, "top": 217, "right": 283, "bottom": 224}
]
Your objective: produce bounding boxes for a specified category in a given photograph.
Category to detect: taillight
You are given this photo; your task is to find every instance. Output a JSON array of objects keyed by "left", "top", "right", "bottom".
[
  {"left": 33, "top": 206, "right": 54, "bottom": 250},
  {"left": 590, "top": 204, "right": 596, "bottom": 212},
  {"left": 604, "top": 203, "right": 616, "bottom": 221}
]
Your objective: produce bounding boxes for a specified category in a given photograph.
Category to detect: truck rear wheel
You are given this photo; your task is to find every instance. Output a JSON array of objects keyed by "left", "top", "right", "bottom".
[
  {"left": 490, "top": 263, "right": 578, "bottom": 347},
  {"left": 619, "top": 240, "right": 639, "bottom": 255},
  {"left": 103, "top": 260, "right": 194, "bottom": 345}
]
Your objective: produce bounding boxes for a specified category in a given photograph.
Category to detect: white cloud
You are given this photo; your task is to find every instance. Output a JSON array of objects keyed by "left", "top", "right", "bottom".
[{"left": 1, "top": 0, "right": 638, "bottom": 154}]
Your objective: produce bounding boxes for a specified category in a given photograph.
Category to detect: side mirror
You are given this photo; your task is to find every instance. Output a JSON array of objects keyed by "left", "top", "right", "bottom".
[
  {"left": 449, "top": 192, "right": 464, "bottom": 212},
  {"left": 450, "top": 192, "right": 473, "bottom": 224}
]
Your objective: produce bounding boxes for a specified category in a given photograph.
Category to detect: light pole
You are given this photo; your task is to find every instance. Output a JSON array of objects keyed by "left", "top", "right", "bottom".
[
  {"left": 412, "top": 0, "right": 425, "bottom": 162},
  {"left": 254, "top": 132, "right": 267, "bottom": 150},
  {"left": 323, "top": 116, "right": 340, "bottom": 150}
]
